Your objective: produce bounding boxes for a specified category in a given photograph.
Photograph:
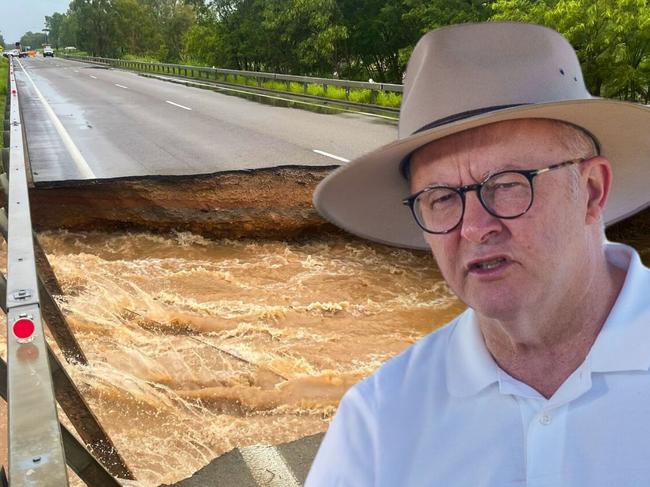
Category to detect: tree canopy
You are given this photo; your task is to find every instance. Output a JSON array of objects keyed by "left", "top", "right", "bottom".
[
  {"left": 19, "top": 32, "right": 48, "bottom": 49},
  {"left": 35, "top": 0, "right": 649, "bottom": 102}
]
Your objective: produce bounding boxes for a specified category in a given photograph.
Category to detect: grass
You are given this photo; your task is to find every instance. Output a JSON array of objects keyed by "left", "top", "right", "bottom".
[
  {"left": 66, "top": 53, "right": 403, "bottom": 108},
  {"left": 122, "top": 54, "right": 161, "bottom": 63},
  {"left": 376, "top": 91, "right": 402, "bottom": 108},
  {"left": 0, "top": 57, "right": 8, "bottom": 150},
  {"left": 59, "top": 50, "right": 89, "bottom": 57}
]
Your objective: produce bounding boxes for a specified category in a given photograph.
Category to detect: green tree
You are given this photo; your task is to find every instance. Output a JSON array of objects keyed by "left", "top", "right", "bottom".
[
  {"left": 46, "top": 12, "right": 66, "bottom": 48},
  {"left": 491, "top": 0, "right": 650, "bottom": 102},
  {"left": 69, "top": 0, "right": 119, "bottom": 56},
  {"left": 162, "top": 3, "right": 196, "bottom": 61},
  {"left": 603, "top": 0, "right": 650, "bottom": 102},
  {"left": 209, "top": 0, "right": 267, "bottom": 70},
  {"left": 182, "top": 21, "right": 221, "bottom": 65},
  {"left": 59, "top": 12, "right": 80, "bottom": 48},
  {"left": 405, "top": 0, "right": 493, "bottom": 32},
  {"left": 337, "top": 0, "right": 419, "bottom": 82},
  {"left": 141, "top": 0, "right": 196, "bottom": 61},
  {"left": 113, "top": 0, "right": 160, "bottom": 57},
  {"left": 260, "top": 0, "right": 347, "bottom": 75},
  {"left": 20, "top": 32, "right": 48, "bottom": 49}
]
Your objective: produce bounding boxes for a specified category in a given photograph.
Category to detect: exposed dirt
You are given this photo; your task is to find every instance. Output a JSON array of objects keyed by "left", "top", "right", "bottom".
[{"left": 27, "top": 166, "right": 342, "bottom": 240}]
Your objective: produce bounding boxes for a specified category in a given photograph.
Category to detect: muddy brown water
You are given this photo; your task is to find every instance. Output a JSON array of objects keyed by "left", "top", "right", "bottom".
[
  {"left": 0, "top": 168, "right": 648, "bottom": 485},
  {"left": 0, "top": 232, "right": 465, "bottom": 486}
]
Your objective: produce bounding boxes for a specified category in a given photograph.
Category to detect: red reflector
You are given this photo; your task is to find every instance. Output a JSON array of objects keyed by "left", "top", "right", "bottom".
[{"left": 13, "top": 319, "right": 35, "bottom": 340}]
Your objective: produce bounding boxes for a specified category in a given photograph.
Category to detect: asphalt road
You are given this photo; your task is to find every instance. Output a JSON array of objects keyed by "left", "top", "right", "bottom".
[{"left": 14, "top": 56, "right": 397, "bottom": 182}]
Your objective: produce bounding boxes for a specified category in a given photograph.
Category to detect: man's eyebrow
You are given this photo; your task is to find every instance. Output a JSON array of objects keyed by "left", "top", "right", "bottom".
[
  {"left": 479, "top": 164, "right": 520, "bottom": 181},
  {"left": 420, "top": 163, "right": 522, "bottom": 189}
]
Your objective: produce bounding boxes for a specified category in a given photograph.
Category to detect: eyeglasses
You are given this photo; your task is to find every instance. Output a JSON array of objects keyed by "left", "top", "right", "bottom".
[{"left": 402, "top": 158, "right": 586, "bottom": 234}]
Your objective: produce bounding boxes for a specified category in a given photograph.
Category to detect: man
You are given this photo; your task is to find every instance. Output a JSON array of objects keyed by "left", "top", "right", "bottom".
[{"left": 306, "top": 22, "right": 650, "bottom": 486}]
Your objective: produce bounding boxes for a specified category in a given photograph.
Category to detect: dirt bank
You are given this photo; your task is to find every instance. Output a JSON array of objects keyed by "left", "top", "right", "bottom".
[{"left": 28, "top": 166, "right": 341, "bottom": 240}]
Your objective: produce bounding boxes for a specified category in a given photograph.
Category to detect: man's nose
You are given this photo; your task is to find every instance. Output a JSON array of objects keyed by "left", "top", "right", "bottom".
[{"left": 459, "top": 191, "right": 504, "bottom": 243}]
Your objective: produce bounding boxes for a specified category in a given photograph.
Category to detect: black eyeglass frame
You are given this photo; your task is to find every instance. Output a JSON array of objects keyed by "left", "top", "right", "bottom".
[{"left": 402, "top": 158, "right": 587, "bottom": 235}]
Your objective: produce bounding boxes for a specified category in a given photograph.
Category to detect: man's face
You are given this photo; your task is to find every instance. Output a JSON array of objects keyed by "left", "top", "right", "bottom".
[{"left": 409, "top": 119, "right": 600, "bottom": 321}]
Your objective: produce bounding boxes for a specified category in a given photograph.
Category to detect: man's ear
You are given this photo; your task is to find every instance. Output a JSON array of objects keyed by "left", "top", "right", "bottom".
[{"left": 582, "top": 156, "right": 612, "bottom": 225}]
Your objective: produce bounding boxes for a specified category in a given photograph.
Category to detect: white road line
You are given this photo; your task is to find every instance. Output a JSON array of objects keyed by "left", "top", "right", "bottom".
[
  {"left": 239, "top": 445, "right": 301, "bottom": 487},
  {"left": 89, "top": 75, "right": 97, "bottom": 79},
  {"left": 313, "top": 149, "right": 350, "bottom": 163},
  {"left": 115, "top": 83, "right": 128, "bottom": 89},
  {"left": 16, "top": 59, "right": 96, "bottom": 179},
  {"left": 165, "top": 100, "right": 192, "bottom": 111}
]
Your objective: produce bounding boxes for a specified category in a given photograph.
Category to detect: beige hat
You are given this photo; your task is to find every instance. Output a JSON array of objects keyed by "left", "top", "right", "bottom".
[{"left": 313, "top": 22, "right": 650, "bottom": 250}]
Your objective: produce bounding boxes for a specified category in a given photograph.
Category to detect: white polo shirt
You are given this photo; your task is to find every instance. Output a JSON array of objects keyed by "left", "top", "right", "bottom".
[{"left": 306, "top": 242, "right": 650, "bottom": 487}]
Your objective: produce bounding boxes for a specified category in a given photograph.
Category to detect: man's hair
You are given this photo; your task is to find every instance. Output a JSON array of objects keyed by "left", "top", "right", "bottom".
[
  {"left": 555, "top": 121, "right": 599, "bottom": 195},
  {"left": 554, "top": 121, "right": 600, "bottom": 160},
  {"left": 553, "top": 121, "right": 607, "bottom": 239}
]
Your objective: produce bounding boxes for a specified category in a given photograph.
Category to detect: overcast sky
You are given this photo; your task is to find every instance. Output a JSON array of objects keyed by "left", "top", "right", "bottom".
[{"left": 1, "top": 0, "right": 71, "bottom": 44}]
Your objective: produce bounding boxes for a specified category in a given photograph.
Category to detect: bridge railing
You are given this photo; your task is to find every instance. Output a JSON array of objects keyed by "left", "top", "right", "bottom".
[
  {"left": 3, "top": 56, "right": 135, "bottom": 487},
  {"left": 5, "top": 54, "right": 70, "bottom": 487},
  {"left": 64, "top": 55, "right": 403, "bottom": 106}
]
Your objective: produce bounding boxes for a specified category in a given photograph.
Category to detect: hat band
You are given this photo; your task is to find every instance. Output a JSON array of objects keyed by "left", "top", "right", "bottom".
[
  {"left": 411, "top": 103, "right": 528, "bottom": 135},
  {"left": 400, "top": 103, "right": 528, "bottom": 179}
]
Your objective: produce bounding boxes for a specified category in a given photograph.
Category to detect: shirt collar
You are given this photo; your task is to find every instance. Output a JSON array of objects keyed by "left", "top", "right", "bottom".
[
  {"left": 446, "top": 309, "right": 499, "bottom": 397},
  {"left": 445, "top": 242, "right": 650, "bottom": 397},
  {"left": 588, "top": 242, "right": 650, "bottom": 373}
]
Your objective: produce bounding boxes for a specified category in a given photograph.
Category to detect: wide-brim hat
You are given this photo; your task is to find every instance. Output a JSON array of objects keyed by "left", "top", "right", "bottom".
[{"left": 314, "top": 22, "right": 650, "bottom": 250}]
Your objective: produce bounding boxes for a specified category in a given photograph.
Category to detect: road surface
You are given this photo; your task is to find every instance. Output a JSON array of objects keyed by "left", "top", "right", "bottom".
[{"left": 14, "top": 56, "right": 397, "bottom": 182}]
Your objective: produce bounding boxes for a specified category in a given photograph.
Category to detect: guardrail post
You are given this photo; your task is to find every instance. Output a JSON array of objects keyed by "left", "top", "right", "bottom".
[
  {"left": 371, "top": 89, "right": 378, "bottom": 104},
  {"left": 346, "top": 86, "right": 350, "bottom": 100}
]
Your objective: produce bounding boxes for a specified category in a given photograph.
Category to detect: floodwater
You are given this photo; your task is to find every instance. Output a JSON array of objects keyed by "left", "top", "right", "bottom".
[
  {"left": 1, "top": 230, "right": 648, "bottom": 486},
  {"left": 0, "top": 231, "right": 463, "bottom": 486}
]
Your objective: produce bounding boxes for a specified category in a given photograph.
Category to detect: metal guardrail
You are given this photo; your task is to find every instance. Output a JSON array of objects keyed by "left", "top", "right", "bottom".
[
  {"left": 5, "top": 56, "right": 69, "bottom": 486},
  {"left": 64, "top": 55, "right": 403, "bottom": 103},
  {"left": 3, "top": 55, "right": 135, "bottom": 486}
]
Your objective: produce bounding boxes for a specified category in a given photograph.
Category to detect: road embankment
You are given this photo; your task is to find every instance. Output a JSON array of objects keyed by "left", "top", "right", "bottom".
[{"left": 27, "top": 165, "right": 342, "bottom": 240}]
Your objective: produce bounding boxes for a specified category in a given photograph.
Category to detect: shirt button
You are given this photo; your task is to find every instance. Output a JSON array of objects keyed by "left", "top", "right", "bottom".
[{"left": 539, "top": 413, "right": 552, "bottom": 425}]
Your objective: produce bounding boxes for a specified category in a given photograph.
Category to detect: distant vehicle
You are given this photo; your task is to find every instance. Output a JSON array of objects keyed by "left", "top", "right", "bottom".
[{"left": 43, "top": 46, "right": 54, "bottom": 57}]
